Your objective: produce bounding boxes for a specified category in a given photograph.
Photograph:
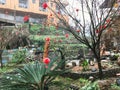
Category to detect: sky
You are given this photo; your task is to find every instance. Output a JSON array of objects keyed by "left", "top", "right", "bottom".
[{"left": 65, "top": 0, "right": 105, "bottom": 27}]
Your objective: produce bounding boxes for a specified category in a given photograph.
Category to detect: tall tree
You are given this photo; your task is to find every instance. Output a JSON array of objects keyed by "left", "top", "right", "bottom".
[{"left": 46, "top": 0, "right": 119, "bottom": 79}]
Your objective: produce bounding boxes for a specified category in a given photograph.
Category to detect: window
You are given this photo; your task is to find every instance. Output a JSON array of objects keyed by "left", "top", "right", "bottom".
[
  {"left": 19, "top": 0, "right": 28, "bottom": 8},
  {"left": 32, "top": 0, "right": 36, "bottom": 3},
  {"left": 0, "top": 0, "right": 6, "bottom": 5},
  {"left": 51, "top": 3, "right": 53, "bottom": 7}
]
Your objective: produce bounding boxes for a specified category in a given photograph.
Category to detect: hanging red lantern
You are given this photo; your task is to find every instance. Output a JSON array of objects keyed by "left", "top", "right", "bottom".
[
  {"left": 103, "top": 25, "right": 106, "bottom": 29},
  {"left": 65, "top": 34, "right": 69, "bottom": 38},
  {"left": 23, "top": 15, "right": 29, "bottom": 23},
  {"left": 76, "top": 9, "right": 79, "bottom": 12},
  {"left": 42, "top": 2, "right": 48, "bottom": 9},
  {"left": 99, "top": 25, "right": 103, "bottom": 30},
  {"left": 76, "top": 9, "right": 79, "bottom": 16},
  {"left": 45, "top": 37, "right": 50, "bottom": 42},
  {"left": 76, "top": 29, "right": 80, "bottom": 32},
  {"left": 106, "top": 19, "right": 111, "bottom": 23},
  {"left": 96, "top": 29, "right": 100, "bottom": 33},
  {"left": 43, "top": 58, "right": 50, "bottom": 65}
]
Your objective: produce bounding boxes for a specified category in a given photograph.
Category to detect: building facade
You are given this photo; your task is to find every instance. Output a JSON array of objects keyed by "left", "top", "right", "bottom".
[{"left": 0, "top": 0, "right": 68, "bottom": 26}]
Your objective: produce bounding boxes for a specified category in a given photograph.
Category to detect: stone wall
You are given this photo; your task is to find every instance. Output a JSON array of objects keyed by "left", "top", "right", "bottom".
[{"left": 62, "top": 68, "right": 120, "bottom": 79}]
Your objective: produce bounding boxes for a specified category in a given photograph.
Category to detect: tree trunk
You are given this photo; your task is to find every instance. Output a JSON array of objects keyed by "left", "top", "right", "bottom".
[
  {"left": 59, "top": 49, "right": 65, "bottom": 69},
  {"left": 97, "top": 59, "right": 103, "bottom": 79},
  {"left": 0, "top": 50, "right": 3, "bottom": 68}
]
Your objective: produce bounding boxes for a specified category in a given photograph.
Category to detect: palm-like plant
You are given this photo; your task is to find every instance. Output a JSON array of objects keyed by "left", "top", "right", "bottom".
[{"left": 0, "top": 55, "right": 66, "bottom": 90}]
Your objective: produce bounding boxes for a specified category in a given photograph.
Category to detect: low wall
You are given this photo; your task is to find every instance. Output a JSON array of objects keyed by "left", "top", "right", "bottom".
[{"left": 62, "top": 68, "right": 120, "bottom": 79}]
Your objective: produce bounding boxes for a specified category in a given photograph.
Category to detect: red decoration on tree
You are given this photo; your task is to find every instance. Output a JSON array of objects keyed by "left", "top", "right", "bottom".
[
  {"left": 45, "top": 37, "right": 50, "bottom": 42},
  {"left": 42, "top": 2, "right": 48, "bottom": 9},
  {"left": 76, "top": 9, "right": 79, "bottom": 16},
  {"left": 106, "top": 19, "right": 111, "bottom": 23},
  {"left": 103, "top": 25, "right": 106, "bottom": 29},
  {"left": 76, "top": 9, "right": 79, "bottom": 12},
  {"left": 23, "top": 15, "right": 29, "bottom": 23},
  {"left": 96, "top": 29, "right": 100, "bottom": 33},
  {"left": 76, "top": 29, "right": 80, "bottom": 32},
  {"left": 99, "top": 25, "right": 103, "bottom": 30},
  {"left": 65, "top": 34, "right": 69, "bottom": 38},
  {"left": 43, "top": 58, "right": 50, "bottom": 65}
]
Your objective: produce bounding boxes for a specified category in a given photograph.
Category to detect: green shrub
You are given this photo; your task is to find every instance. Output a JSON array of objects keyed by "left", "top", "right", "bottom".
[
  {"left": 0, "top": 51, "right": 67, "bottom": 90},
  {"left": 81, "top": 60, "right": 89, "bottom": 71},
  {"left": 11, "top": 49, "right": 27, "bottom": 64},
  {"left": 81, "top": 81, "right": 100, "bottom": 90}
]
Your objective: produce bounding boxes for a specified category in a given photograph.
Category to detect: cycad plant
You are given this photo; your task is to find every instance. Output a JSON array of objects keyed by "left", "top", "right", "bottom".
[{"left": 0, "top": 55, "right": 66, "bottom": 90}]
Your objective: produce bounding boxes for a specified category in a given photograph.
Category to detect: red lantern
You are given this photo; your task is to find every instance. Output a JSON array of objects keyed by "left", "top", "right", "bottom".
[
  {"left": 103, "top": 25, "right": 106, "bottom": 29},
  {"left": 76, "top": 9, "right": 79, "bottom": 12},
  {"left": 76, "top": 9, "right": 79, "bottom": 16},
  {"left": 23, "top": 15, "right": 29, "bottom": 23},
  {"left": 76, "top": 29, "right": 80, "bottom": 32},
  {"left": 96, "top": 29, "right": 100, "bottom": 33},
  {"left": 106, "top": 19, "right": 111, "bottom": 23},
  {"left": 43, "top": 58, "right": 50, "bottom": 65},
  {"left": 45, "top": 37, "right": 50, "bottom": 42},
  {"left": 42, "top": 2, "right": 48, "bottom": 9},
  {"left": 99, "top": 25, "right": 103, "bottom": 30},
  {"left": 65, "top": 34, "right": 69, "bottom": 38}
]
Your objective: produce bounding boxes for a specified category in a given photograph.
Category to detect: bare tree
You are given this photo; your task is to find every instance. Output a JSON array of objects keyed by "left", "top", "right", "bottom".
[
  {"left": 0, "top": 26, "right": 31, "bottom": 68},
  {"left": 47, "top": 0, "right": 119, "bottom": 79}
]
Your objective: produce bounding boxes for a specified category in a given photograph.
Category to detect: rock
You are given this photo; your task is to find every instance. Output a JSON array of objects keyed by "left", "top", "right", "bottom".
[
  {"left": 98, "top": 79, "right": 114, "bottom": 90},
  {"left": 72, "top": 62, "right": 77, "bottom": 67},
  {"left": 116, "top": 78, "right": 120, "bottom": 86},
  {"left": 91, "top": 68, "right": 97, "bottom": 72},
  {"left": 89, "top": 60, "right": 95, "bottom": 66},
  {"left": 69, "top": 84, "right": 79, "bottom": 90},
  {"left": 89, "top": 76, "right": 94, "bottom": 82},
  {"left": 117, "top": 59, "right": 120, "bottom": 66}
]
